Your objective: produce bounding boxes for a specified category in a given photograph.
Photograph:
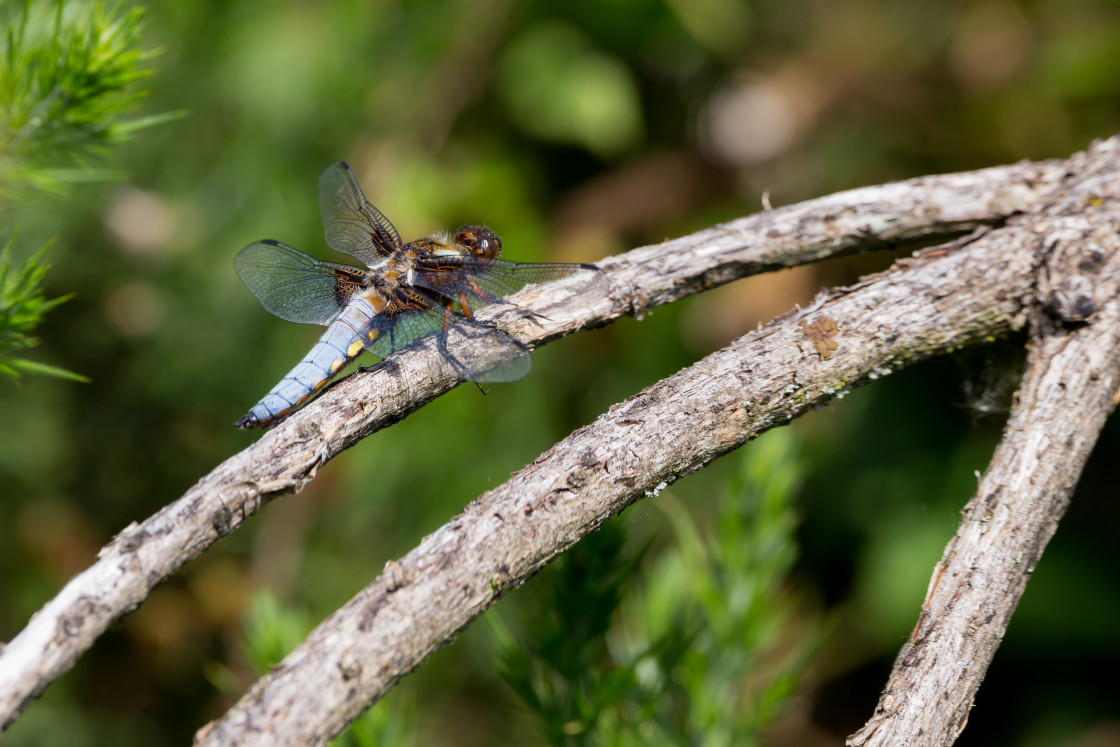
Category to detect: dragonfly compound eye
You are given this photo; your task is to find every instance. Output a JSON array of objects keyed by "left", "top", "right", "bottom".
[{"left": 474, "top": 228, "right": 501, "bottom": 259}]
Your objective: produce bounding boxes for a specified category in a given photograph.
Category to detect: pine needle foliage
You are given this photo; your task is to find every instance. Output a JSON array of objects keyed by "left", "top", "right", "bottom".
[
  {"left": 0, "top": 0, "right": 168, "bottom": 199},
  {"left": 0, "top": 0, "right": 170, "bottom": 382},
  {"left": 0, "top": 232, "right": 86, "bottom": 381},
  {"left": 493, "top": 430, "right": 818, "bottom": 747}
]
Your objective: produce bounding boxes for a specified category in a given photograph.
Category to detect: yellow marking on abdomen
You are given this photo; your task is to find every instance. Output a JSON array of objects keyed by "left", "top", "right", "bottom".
[
  {"left": 347, "top": 340, "right": 363, "bottom": 357},
  {"left": 367, "top": 329, "right": 379, "bottom": 341},
  {"left": 329, "top": 358, "right": 347, "bottom": 373}
]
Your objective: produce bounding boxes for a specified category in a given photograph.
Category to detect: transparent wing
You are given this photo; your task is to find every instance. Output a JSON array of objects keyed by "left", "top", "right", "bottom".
[
  {"left": 364, "top": 288, "right": 530, "bottom": 383},
  {"left": 446, "top": 318, "right": 532, "bottom": 384},
  {"left": 411, "top": 257, "right": 606, "bottom": 310},
  {"left": 234, "top": 240, "right": 365, "bottom": 326},
  {"left": 319, "top": 161, "right": 402, "bottom": 265},
  {"left": 364, "top": 296, "right": 444, "bottom": 359}
]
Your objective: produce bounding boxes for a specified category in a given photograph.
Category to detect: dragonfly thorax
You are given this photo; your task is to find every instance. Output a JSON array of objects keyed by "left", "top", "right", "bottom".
[{"left": 374, "top": 247, "right": 424, "bottom": 286}]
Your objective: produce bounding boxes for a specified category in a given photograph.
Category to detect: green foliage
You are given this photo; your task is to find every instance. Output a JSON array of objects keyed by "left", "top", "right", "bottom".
[
  {"left": 237, "top": 591, "right": 416, "bottom": 747},
  {"left": 0, "top": 232, "right": 86, "bottom": 381},
  {"left": 494, "top": 430, "right": 817, "bottom": 747},
  {"left": 492, "top": 521, "right": 650, "bottom": 745},
  {"left": 0, "top": 0, "right": 171, "bottom": 381},
  {"left": 239, "top": 590, "right": 314, "bottom": 673},
  {"left": 0, "top": 0, "right": 171, "bottom": 199},
  {"left": 657, "top": 431, "right": 818, "bottom": 745}
]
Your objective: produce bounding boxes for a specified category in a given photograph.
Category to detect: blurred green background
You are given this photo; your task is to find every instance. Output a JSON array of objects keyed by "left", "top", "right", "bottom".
[{"left": 3, "top": 0, "right": 1120, "bottom": 744}]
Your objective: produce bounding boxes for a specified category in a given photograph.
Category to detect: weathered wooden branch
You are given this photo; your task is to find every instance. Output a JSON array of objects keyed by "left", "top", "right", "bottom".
[
  {"left": 193, "top": 141, "right": 1120, "bottom": 746},
  {"left": 194, "top": 212, "right": 1049, "bottom": 744},
  {"left": 193, "top": 136, "right": 1120, "bottom": 745},
  {"left": 848, "top": 139, "right": 1120, "bottom": 746},
  {"left": 0, "top": 151, "right": 1082, "bottom": 738}
]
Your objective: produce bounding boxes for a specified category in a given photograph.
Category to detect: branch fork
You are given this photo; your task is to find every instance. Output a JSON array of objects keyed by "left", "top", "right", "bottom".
[{"left": 3, "top": 138, "right": 1118, "bottom": 747}]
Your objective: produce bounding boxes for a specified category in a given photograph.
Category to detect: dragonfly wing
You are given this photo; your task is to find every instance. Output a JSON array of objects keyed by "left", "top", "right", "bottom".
[
  {"left": 363, "top": 288, "right": 530, "bottom": 383},
  {"left": 412, "top": 258, "right": 606, "bottom": 310},
  {"left": 235, "top": 240, "right": 365, "bottom": 325},
  {"left": 446, "top": 320, "right": 531, "bottom": 384},
  {"left": 319, "top": 161, "right": 402, "bottom": 265}
]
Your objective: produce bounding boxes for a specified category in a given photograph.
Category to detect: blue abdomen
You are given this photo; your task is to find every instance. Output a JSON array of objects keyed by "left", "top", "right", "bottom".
[{"left": 236, "top": 299, "right": 376, "bottom": 429}]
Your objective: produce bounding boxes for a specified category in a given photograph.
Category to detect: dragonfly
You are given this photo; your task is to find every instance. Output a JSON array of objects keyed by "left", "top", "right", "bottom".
[{"left": 234, "top": 161, "right": 605, "bottom": 430}]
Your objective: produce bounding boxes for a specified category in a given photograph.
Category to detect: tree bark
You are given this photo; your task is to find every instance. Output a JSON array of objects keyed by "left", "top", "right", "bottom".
[
  {"left": 0, "top": 142, "right": 1105, "bottom": 746},
  {"left": 848, "top": 139, "right": 1120, "bottom": 745},
  {"left": 195, "top": 213, "right": 1048, "bottom": 744}
]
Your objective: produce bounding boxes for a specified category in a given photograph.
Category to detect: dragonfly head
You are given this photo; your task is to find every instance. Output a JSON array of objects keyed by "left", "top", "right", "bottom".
[{"left": 455, "top": 225, "right": 502, "bottom": 260}]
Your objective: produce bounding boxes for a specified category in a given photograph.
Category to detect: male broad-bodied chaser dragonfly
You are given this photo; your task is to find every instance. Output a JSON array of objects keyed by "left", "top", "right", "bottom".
[{"left": 234, "top": 161, "right": 604, "bottom": 429}]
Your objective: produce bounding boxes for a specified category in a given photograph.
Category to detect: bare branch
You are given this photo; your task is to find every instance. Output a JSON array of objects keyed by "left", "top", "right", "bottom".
[
  {"left": 849, "top": 139, "right": 1120, "bottom": 746},
  {"left": 0, "top": 156, "right": 1070, "bottom": 733},
  {"left": 595, "top": 158, "right": 1061, "bottom": 312},
  {"left": 195, "top": 217, "right": 1043, "bottom": 745}
]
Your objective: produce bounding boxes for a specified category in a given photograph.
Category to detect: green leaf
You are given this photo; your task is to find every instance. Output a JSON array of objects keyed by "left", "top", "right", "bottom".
[
  {"left": 3, "top": 356, "right": 90, "bottom": 382},
  {"left": 0, "top": 233, "right": 85, "bottom": 383}
]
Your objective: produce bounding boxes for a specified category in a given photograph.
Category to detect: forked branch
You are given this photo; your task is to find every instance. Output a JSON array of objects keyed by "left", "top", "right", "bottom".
[
  {"left": 197, "top": 213, "right": 1047, "bottom": 743},
  {"left": 849, "top": 140, "right": 1120, "bottom": 745},
  {"left": 194, "top": 140, "right": 1120, "bottom": 746},
  {"left": 0, "top": 144, "right": 1094, "bottom": 745}
]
